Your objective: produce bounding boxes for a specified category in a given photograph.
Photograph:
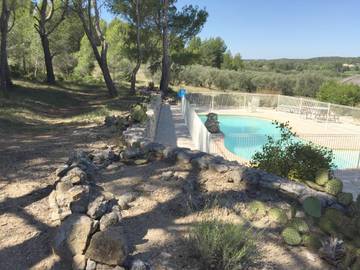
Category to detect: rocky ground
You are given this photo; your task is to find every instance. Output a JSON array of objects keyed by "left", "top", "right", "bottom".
[{"left": 0, "top": 81, "right": 332, "bottom": 270}]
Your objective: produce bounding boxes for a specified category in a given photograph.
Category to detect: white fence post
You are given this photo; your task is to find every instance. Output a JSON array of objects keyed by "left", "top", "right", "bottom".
[{"left": 211, "top": 94, "right": 214, "bottom": 112}]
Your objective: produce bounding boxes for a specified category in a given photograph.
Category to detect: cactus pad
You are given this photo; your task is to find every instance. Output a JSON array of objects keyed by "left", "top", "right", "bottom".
[
  {"left": 325, "top": 178, "right": 343, "bottom": 196},
  {"left": 302, "top": 196, "right": 322, "bottom": 218},
  {"left": 282, "top": 227, "right": 302, "bottom": 246}
]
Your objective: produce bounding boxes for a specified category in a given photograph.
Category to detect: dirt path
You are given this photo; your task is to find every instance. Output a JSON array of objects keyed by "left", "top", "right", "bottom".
[{"left": 0, "top": 81, "right": 136, "bottom": 269}]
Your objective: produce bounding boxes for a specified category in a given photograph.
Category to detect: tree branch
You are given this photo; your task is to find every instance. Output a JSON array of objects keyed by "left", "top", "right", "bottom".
[
  {"left": 7, "top": 9, "right": 15, "bottom": 32},
  {"left": 47, "top": 0, "right": 68, "bottom": 36},
  {"left": 45, "top": 0, "right": 55, "bottom": 22}
]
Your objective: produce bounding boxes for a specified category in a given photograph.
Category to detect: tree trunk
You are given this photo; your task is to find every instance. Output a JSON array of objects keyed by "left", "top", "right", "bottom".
[
  {"left": 130, "top": 0, "right": 141, "bottom": 94},
  {"left": 0, "top": 0, "right": 10, "bottom": 97},
  {"left": 160, "top": 0, "right": 170, "bottom": 96},
  {"left": 40, "top": 34, "right": 56, "bottom": 84},
  {"left": 86, "top": 36, "right": 117, "bottom": 97},
  {"left": 100, "top": 61, "right": 117, "bottom": 97}
]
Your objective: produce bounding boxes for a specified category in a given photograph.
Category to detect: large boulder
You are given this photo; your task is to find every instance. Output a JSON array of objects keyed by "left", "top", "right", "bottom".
[
  {"left": 53, "top": 214, "right": 93, "bottom": 257},
  {"left": 85, "top": 226, "right": 128, "bottom": 266}
]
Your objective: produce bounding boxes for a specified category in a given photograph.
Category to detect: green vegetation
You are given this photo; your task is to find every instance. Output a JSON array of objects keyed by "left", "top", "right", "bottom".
[
  {"left": 281, "top": 227, "right": 302, "bottom": 246},
  {"left": 324, "top": 179, "right": 343, "bottom": 196},
  {"left": 188, "top": 219, "right": 259, "bottom": 270},
  {"left": 302, "top": 197, "right": 322, "bottom": 218},
  {"left": 130, "top": 103, "right": 147, "bottom": 123},
  {"left": 317, "top": 80, "right": 360, "bottom": 106},
  {"left": 289, "top": 218, "right": 309, "bottom": 233},
  {"left": 337, "top": 192, "right": 354, "bottom": 206},
  {"left": 268, "top": 207, "right": 288, "bottom": 224},
  {"left": 315, "top": 169, "right": 330, "bottom": 186},
  {"left": 251, "top": 121, "right": 334, "bottom": 182},
  {"left": 248, "top": 200, "right": 267, "bottom": 218}
]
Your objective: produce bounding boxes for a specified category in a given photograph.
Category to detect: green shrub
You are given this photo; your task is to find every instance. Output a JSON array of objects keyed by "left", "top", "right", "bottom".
[
  {"left": 317, "top": 80, "right": 360, "bottom": 106},
  {"left": 302, "top": 196, "right": 322, "bottom": 218},
  {"left": 130, "top": 104, "right": 147, "bottom": 123},
  {"left": 251, "top": 121, "right": 334, "bottom": 181},
  {"left": 188, "top": 219, "right": 259, "bottom": 270},
  {"left": 281, "top": 227, "right": 302, "bottom": 246}
]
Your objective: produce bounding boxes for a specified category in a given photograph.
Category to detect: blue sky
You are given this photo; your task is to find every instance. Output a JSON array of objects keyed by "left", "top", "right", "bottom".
[{"left": 104, "top": 0, "right": 360, "bottom": 59}]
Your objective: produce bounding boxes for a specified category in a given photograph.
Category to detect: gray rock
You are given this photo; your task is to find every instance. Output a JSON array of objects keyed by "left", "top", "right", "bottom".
[
  {"left": 111, "top": 205, "right": 122, "bottom": 220},
  {"left": 62, "top": 167, "right": 87, "bottom": 184},
  {"left": 134, "top": 159, "right": 148, "bottom": 165},
  {"left": 259, "top": 174, "right": 283, "bottom": 190},
  {"left": 100, "top": 211, "right": 119, "bottom": 231},
  {"left": 56, "top": 181, "right": 74, "bottom": 193},
  {"left": 279, "top": 182, "right": 306, "bottom": 196},
  {"left": 87, "top": 196, "right": 109, "bottom": 219},
  {"left": 55, "top": 164, "right": 71, "bottom": 178},
  {"left": 143, "top": 142, "right": 165, "bottom": 155},
  {"left": 117, "top": 193, "right": 137, "bottom": 210},
  {"left": 176, "top": 150, "right": 192, "bottom": 164},
  {"left": 227, "top": 168, "right": 243, "bottom": 183},
  {"left": 295, "top": 210, "right": 306, "bottom": 218},
  {"left": 85, "top": 226, "right": 128, "bottom": 266},
  {"left": 123, "top": 148, "right": 142, "bottom": 160},
  {"left": 131, "top": 259, "right": 147, "bottom": 270},
  {"left": 242, "top": 169, "right": 260, "bottom": 185},
  {"left": 210, "top": 163, "right": 229, "bottom": 173},
  {"left": 73, "top": 254, "right": 86, "bottom": 270},
  {"left": 96, "top": 264, "right": 125, "bottom": 270},
  {"left": 53, "top": 214, "right": 93, "bottom": 257},
  {"left": 91, "top": 220, "right": 100, "bottom": 234},
  {"left": 86, "top": 259, "right": 97, "bottom": 270},
  {"left": 160, "top": 171, "right": 174, "bottom": 181}
]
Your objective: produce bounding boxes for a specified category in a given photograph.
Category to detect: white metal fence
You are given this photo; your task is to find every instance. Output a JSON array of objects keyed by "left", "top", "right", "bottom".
[
  {"left": 182, "top": 92, "right": 360, "bottom": 169},
  {"left": 186, "top": 91, "right": 360, "bottom": 125},
  {"left": 181, "top": 97, "right": 211, "bottom": 152}
]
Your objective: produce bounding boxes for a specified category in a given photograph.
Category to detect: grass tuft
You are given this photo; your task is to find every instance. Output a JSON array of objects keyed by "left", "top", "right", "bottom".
[{"left": 188, "top": 219, "right": 260, "bottom": 270}]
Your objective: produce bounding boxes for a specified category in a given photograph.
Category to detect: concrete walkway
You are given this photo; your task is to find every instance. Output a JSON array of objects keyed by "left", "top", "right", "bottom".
[{"left": 155, "top": 103, "right": 195, "bottom": 149}]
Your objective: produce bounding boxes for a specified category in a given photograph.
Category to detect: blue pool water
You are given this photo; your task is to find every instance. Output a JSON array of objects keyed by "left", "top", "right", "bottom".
[{"left": 199, "top": 115, "right": 359, "bottom": 169}]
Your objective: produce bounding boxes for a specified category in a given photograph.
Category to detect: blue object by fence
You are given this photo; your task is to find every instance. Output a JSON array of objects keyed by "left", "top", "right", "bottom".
[{"left": 178, "top": 88, "right": 186, "bottom": 98}]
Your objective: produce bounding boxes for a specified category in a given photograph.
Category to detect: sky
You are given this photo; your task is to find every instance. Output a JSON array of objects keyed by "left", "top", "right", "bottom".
[{"left": 103, "top": 0, "right": 360, "bottom": 59}]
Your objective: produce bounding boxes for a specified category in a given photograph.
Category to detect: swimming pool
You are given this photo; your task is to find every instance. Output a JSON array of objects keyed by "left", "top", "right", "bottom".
[{"left": 199, "top": 115, "right": 360, "bottom": 169}]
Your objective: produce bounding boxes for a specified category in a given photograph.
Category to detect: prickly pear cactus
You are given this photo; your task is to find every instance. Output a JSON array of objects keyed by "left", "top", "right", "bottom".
[
  {"left": 268, "top": 208, "right": 288, "bottom": 224},
  {"left": 289, "top": 218, "right": 309, "bottom": 233},
  {"left": 303, "top": 196, "right": 322, "bottom": 218},
  {"left": 248, "top": 200, "right": 267, "bottom": 218},
  {"left": 325, "top": 179, "right": 343, "bottom": 196},
  {"left": 337, "top": 192, "right": 353, "bottom": 206},
  {"left": 302, "top": 234, "right": 322, "bottom": 251},
  {"left": 281, "top": 227, "right": 302, "bottom": 246}
]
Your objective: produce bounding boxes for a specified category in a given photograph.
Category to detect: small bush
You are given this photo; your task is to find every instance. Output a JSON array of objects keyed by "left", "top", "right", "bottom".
[
  {"left": 250, "top": 121, "right": 334, "bottom": 181},
  {"left": 188, "top": 219, "right": 259, "bottom": 270}
]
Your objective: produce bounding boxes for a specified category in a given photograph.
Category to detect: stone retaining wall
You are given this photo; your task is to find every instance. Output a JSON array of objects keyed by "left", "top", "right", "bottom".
[{"left": 123, "top": 121, "right": 342, "bottom": 210}]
